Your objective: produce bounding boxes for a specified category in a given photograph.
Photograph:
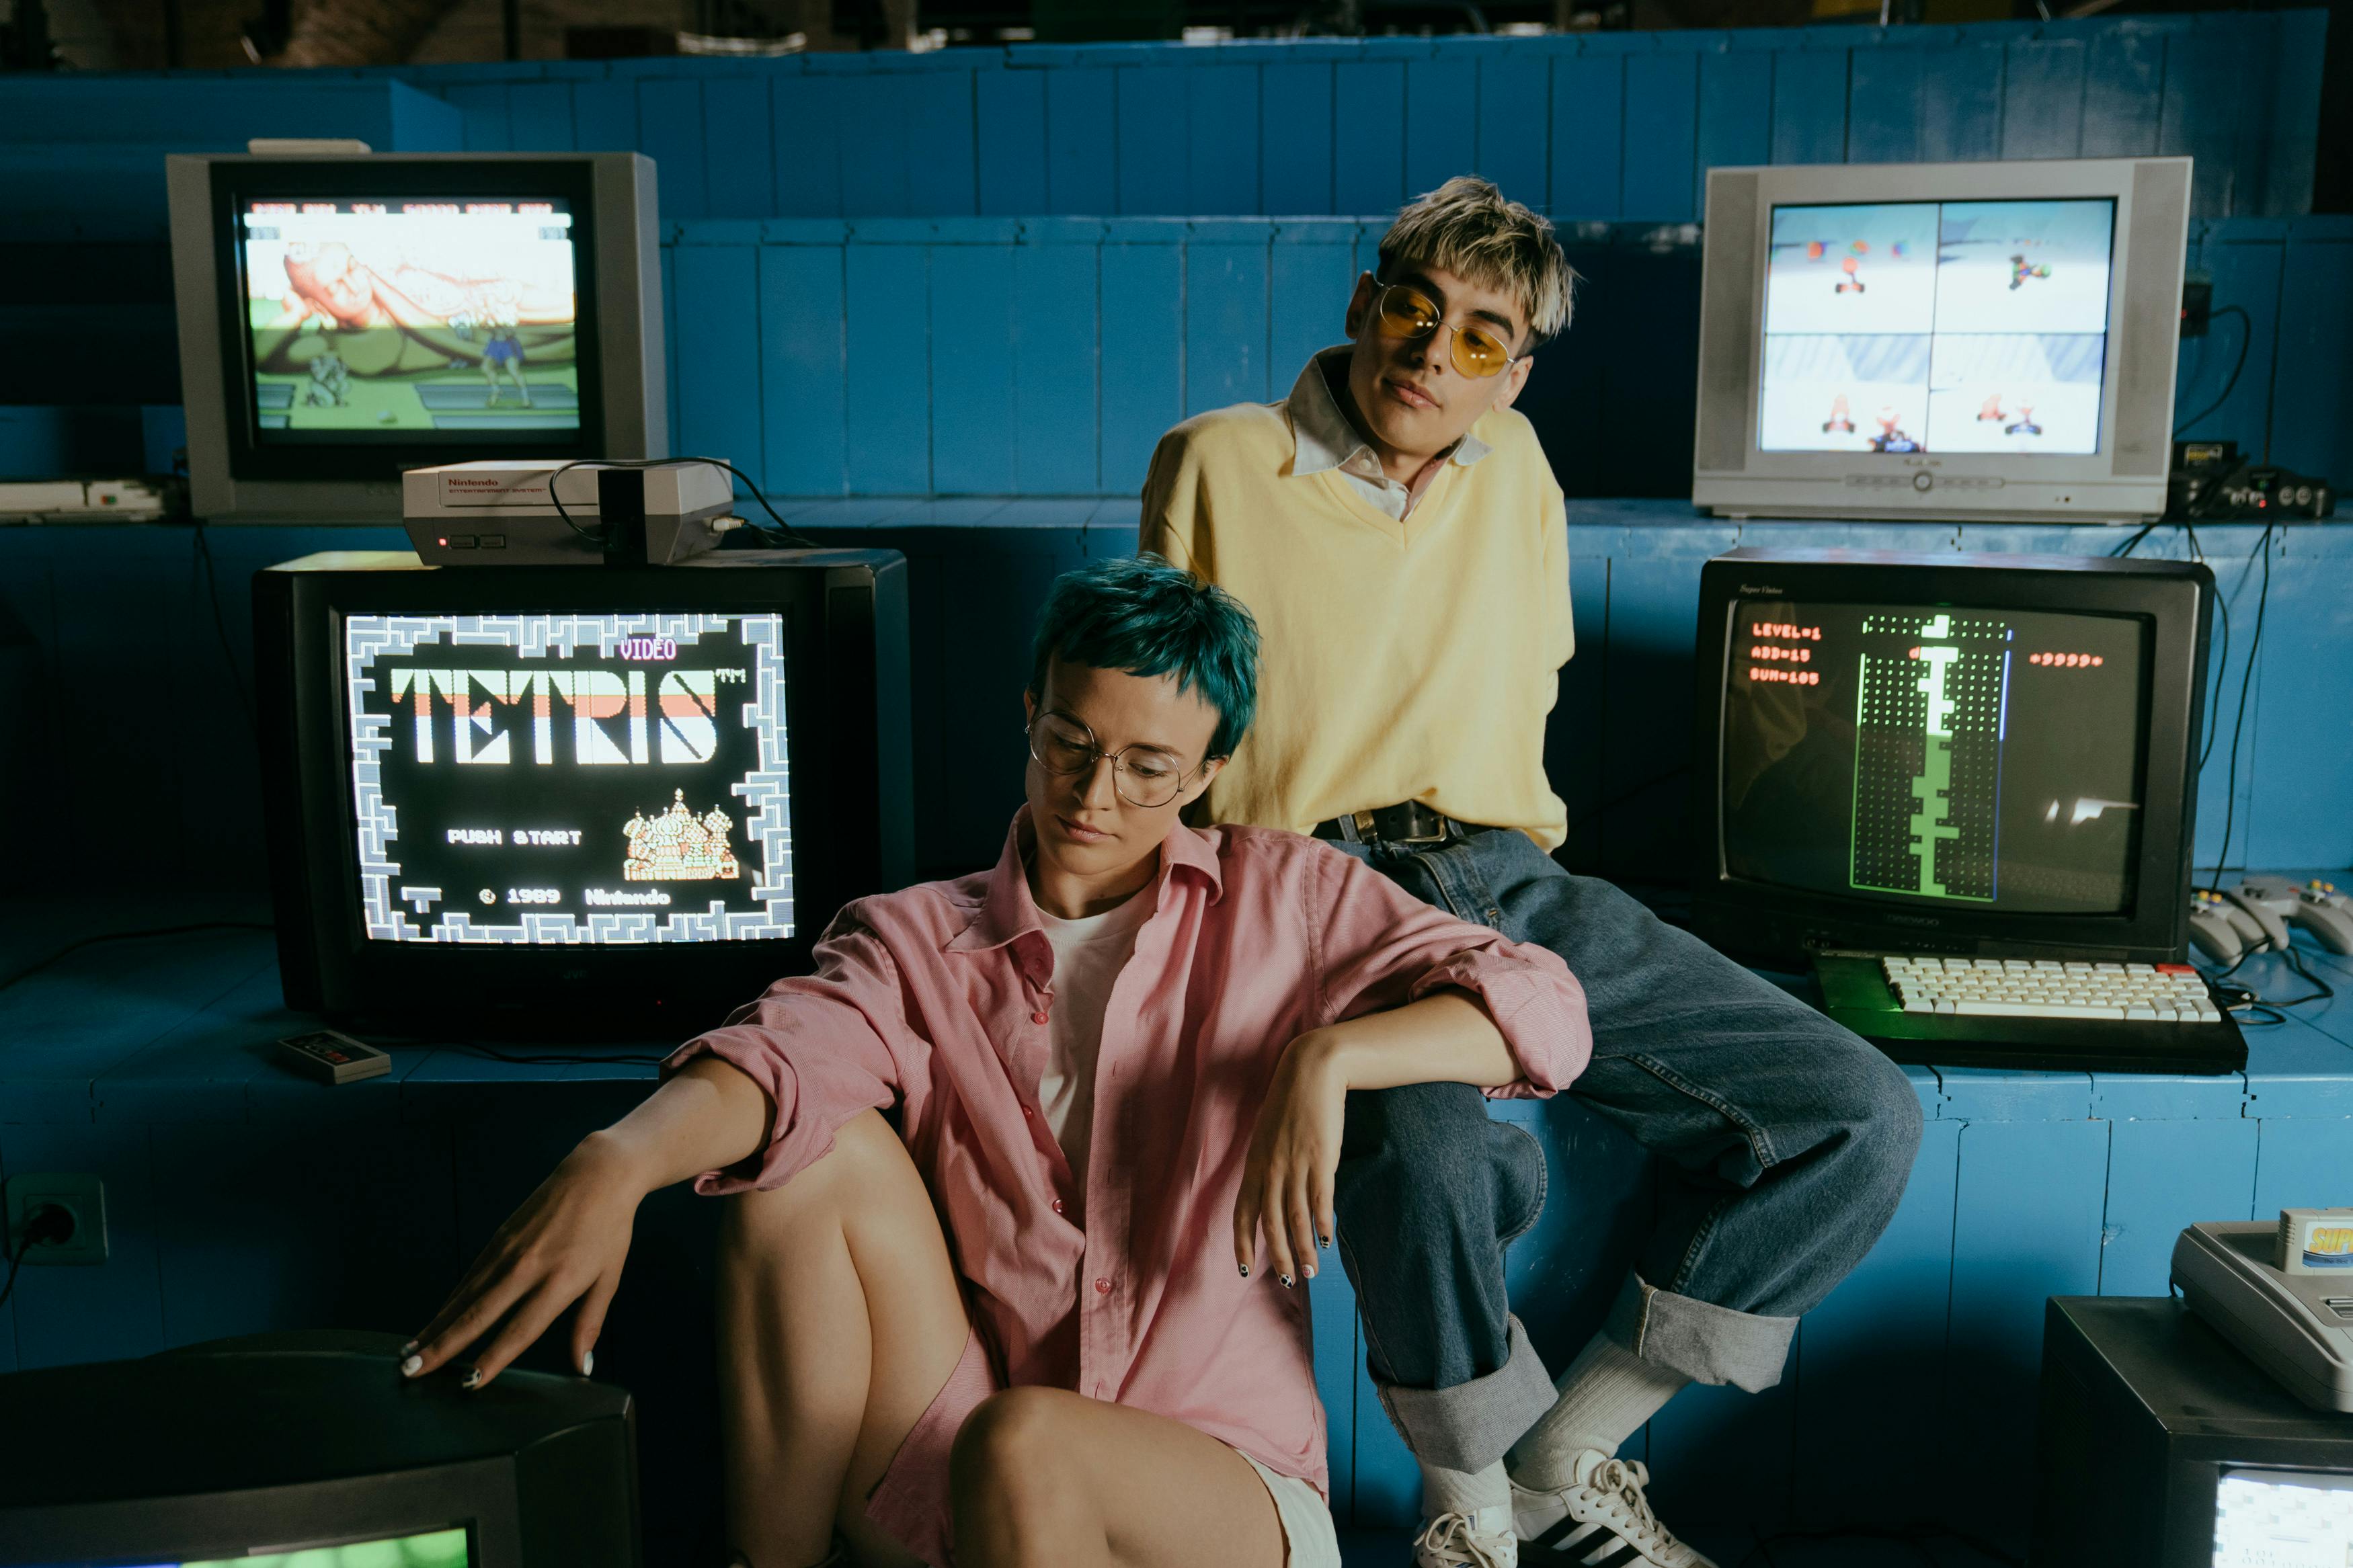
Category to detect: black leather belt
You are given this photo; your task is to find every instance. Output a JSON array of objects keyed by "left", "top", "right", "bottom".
[{"left": 1312, "top": 802, "right": 1460, "bottom": 845}]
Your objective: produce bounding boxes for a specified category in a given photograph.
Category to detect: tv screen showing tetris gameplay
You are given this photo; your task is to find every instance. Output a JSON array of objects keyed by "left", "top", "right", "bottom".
[
  {"left": 239, "top": 197, "right": 580, "bottom": 440},
  {"left": 344, "top": 612, "right": 793, "bottom": 944},
  {"left": 1758, "top": 198, "right": 2116, "bottom": 457},
  {"left": 1719, "top": 601, "right": 2148, "bottom": 914}
]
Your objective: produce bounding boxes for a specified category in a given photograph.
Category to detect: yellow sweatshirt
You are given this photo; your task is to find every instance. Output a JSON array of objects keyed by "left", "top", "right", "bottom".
[{"left": 1140, "top": 391, "right": 1575, "bottom": 850}]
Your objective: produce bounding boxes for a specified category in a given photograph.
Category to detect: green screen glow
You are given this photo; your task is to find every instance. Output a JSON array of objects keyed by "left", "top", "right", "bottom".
[{"left": 182, "top": 1526, "right": 469, "bottom": 1568}]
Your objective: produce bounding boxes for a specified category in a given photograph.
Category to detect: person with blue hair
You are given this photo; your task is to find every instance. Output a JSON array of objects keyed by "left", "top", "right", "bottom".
[{"left": 400, "top": 554, "right": 1594, "bottom": 1568}]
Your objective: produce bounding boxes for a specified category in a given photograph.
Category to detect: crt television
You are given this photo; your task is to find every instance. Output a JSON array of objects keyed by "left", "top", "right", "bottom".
[
  {"left": 1692, "top": 157, "right": 2191, "bottom": 522},
  {"left": 2034, "top": 1297, "right": 2353, "bottom": 1568},
  {"left": 254, "top": 550, "right": 911, "bottom": 1030},
  {"left": 1690, "top": 547, "right": 2213, "bottom": 968},
  {"left": 167, "top": 153, "right": 667, "bottom": 525},
  {"left": 0, "top": 1331, "right": 636, "bottom": 1568}
]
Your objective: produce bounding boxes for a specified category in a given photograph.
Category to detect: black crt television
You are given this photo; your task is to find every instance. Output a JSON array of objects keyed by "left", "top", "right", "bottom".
[
  {"left": 254, "top": 549, "right": 912, "bottom": 1031},
  {"left": 167, "top": 153, "right": 666, "bottom": 524},
  {"left": 1691, "top": 547, "right": 2213, "bottom": 969},
  {"left": 0, "top": 1331, "right": 637, "bottom": 1568},
  {"left": 2033, "top": 1297, "right": 2353, "bottom": 1568}
]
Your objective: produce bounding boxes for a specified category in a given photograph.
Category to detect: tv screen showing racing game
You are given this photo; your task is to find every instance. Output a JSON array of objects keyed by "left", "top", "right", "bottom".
[
  {"left": 240, "top": 197, "right": 580, "bottom": 440},
  {"left": 1757, "top": 198, "right": 2116, "bottom": 458},
  {"left": 345, "top": 612, "right": 795, "bottom": 944}
]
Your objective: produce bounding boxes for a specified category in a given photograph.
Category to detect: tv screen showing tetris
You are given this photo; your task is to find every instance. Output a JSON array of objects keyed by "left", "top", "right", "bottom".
[
  {"left": 345, "top": 612, "right": 793, "bottom": 944},
  {"left": 239, "top": 196, "right": 581, "bottom": 440},
  {"left": 1718, "top": 600, "right": 2148, "bottom": 915},
  {"left": 1758, "top": 198, "right": 2116, "bottom": 457}
]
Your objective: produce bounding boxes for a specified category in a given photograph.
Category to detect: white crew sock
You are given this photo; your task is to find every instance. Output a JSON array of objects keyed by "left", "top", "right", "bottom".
[
  {"left": 1420, "top": 1456, "right": 1510, "bottom": 1521},
  {"left": 1505, "top": 1332, "right": 1689, "bottom": 1493}
]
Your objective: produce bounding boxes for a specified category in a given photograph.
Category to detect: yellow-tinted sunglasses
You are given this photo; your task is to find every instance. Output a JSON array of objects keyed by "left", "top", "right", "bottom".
[{"left": 1370, "top": 278, "right": 1526, "bottom": 379}]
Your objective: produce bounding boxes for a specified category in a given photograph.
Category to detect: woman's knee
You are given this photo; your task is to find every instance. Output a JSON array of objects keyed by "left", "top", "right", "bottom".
[
  {"left": 951, "top": 1389, "right": 1092, "bottom": 1528},
  {"left": 720, "top": 1109, "right": 912, "bottom": 1263}
]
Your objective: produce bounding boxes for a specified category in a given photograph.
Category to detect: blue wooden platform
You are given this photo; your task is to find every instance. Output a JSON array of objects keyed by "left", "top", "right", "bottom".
[{"left": 3, "top": 901, "right": 2348, "bottom": 1563}]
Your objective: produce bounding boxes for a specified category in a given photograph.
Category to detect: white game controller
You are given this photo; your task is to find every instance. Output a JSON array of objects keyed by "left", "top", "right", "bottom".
[
  {"left": 2190, "top": 887, "right": 2272, "bottom": 966},
  {"left": 2237, "top": 877, "right": 2353, "bottom": 957}
]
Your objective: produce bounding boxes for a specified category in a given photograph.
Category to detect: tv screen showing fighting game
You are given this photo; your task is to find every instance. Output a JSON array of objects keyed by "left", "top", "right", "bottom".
[
  {"left": 344, "top": 612, "right": 794, "bottom": 944},
  {"left": 1718, "top": 600, "right": 2148, "bottom": 914},
  {"left": 239, "top": 197, "right": 581, "bottom": 440},
  {"left": 1757, "top": 198, "right": 2116, "bottom": 458}
]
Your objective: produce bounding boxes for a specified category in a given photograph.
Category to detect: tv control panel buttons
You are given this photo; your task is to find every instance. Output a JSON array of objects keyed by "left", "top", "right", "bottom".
[{"left": 1842, "top": 474, "right": 2006, "bottom": 492}]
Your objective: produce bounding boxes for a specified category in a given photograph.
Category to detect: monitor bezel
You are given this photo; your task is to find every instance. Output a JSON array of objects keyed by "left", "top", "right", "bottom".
[
  {"left": 205, "top": 157, "right": 612, "bottom": 483},
  {"left": 1689, "top": 548, "right": 2211, "bottom": 967},
  {"left": 258, "top": 562, "right": 876, "bottom": 1033},
  {"left": 0, "top": 1461, "right": 515, "bottom": 1567},
  {"left": 1693, "top": 157, "right": 2191, "bottom": 522}
]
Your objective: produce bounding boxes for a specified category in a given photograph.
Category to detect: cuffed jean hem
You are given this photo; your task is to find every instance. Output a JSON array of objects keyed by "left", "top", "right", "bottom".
[
  {"left": 1604, "top": 1274, "right": 1796, "bottom": 1394},
  {"left": 1372, "top": 1314, "right": 1556, "bottom": 1473}
]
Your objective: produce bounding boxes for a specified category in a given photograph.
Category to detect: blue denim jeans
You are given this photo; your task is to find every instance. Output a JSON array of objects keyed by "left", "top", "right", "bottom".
[{"left": 1328, "top": 826, "right": 1924, "bottom": 1473}]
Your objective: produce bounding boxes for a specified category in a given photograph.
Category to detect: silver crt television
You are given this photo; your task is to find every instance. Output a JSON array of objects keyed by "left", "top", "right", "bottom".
[
  {"left": 1692, "top": 157, "right": 2191, "bottom": 523},
  {"left": 167, "top": 153, "right": 668, "bottom": 524}
]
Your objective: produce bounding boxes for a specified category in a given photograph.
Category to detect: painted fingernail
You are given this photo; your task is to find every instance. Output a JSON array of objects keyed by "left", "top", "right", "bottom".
[
  {"left": 1279, "top": 1274, "right": 1295, "bottom": 1288},
  {"left": 1320, "top": 1236, "right": 1331, "bottom": 1250},
  {"left": 461, "top": 1369, "right": 481, "bottom": 1390},
  {"left": 400, "top": 1339, "right": 418, "bottom": 1356},
  {"left": 399, "top": 1354, "right": 422, "bottom": 1378},
  {"left": 580, "top": 1351, "right": 594, "bottom": 1377},
  {"left": 1238, "top": 1264, "right": 1250, "bottom": 1278},
  {"left": 1305, "top": 1264, "right": 1317, "bottom": 1279}
]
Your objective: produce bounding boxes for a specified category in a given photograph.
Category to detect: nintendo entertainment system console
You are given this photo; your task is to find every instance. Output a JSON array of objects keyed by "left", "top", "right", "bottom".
[
  {"left": 402, "top": 459, "right": 742, "bottom": 566},
  {"left": 2173, "top": 1214, "right": 2353, "bottom": 1413}
]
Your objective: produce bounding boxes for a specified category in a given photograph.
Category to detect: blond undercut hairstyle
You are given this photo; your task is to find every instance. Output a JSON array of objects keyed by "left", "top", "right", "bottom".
[{"left": 1376, "top": 175, "right": 1577, "bottom": 348}]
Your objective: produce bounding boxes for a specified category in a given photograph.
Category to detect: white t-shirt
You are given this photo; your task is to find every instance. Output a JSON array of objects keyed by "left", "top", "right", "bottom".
[{"left": 1035, "top": 886, "right": 1154, "bottom": 1221}]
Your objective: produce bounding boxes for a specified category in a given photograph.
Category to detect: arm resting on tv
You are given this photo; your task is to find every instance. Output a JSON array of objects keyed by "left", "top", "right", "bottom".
[{"left": 404, "top": 1054, "right": 770, "bottom": 1389}]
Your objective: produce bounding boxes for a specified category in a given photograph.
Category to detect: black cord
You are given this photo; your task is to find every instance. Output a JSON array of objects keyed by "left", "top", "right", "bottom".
[
  {"left": 2206, "top": 524, "right": 2272, "bottom": 894},
  {"left": 2188, "top": 524, "right": 2227, "bottom": 771},
  {"left": 543, "top": 457, "right": 824, "bottom": 552},
  {"left": 2278, "top": 946, "right": 2337, "bottom": 1006},
  {"left": 2109, "top": 520, "right": 2157, "bottom": 558},
  {"left": 0, "top": 1205, "right": 73, "bottom": 1312},
  {"left": 0, "top": 1225, "right": 35, "bottom": 1313},
  {"left": 191, "top": 518, "right": 256, "bottom": 737},
  {"left": 2173, "top": 304, "right": 2252, "bottom": 438},
  {"left": 0, "top": 921, "right": 275, "bottom": 997}
]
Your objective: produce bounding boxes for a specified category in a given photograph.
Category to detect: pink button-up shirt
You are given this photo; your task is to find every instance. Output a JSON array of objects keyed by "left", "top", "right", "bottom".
[{"left": 668, "top": 810, "right": 1590, "bottom": 1521}]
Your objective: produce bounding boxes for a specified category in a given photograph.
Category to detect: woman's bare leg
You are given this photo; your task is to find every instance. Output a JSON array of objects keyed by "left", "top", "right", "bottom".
[
  {"left": 717, "top": 1110, "right": 970, "bottom": 1568},
  {"left": 951, "top": 1388, "right": 1290, "bottom": 1568}
]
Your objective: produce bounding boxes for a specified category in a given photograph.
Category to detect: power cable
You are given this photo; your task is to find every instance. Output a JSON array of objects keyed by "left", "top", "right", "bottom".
[
  {"left": 543, "top": 456, "right": 824, "bottom": 552},
  {"left": 190, "top": 518, "right": 255, "bottom": 737},
  {"left": 0, "top": 1204, "right": 73, "bottom": 1312},
  {"left": 2173, "top": 304, "right": 2252, "bottom": 438},
  {"left": 2206, "top": 524, "right": 2273, "bottom": 895}
]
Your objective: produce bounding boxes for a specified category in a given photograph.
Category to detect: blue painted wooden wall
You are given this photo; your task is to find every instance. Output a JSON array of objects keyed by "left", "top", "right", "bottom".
[
  {"left": 16, "top": 13, "right": 2309, "bottom": 227},
  {"left": 2, "top": 512, "right": 2346, "bottom": 915},
  {"left": 2, "top": 14, "right": 2337, "bottom": 485},
  {"left": 5, "top": 214, "right": 2350, "bottom": 509},
  {"left": 651, "top": 213, "right": 2353, "bottom": 501}
]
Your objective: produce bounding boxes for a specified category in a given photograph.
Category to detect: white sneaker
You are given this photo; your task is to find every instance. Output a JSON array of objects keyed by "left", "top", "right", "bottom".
[
  {"left": 1510, "top": 1450, "right": 1716, "bottom": 1568},
  {"left": 1412, "top": 1503, "right": 1520, "bottom": 1568}
]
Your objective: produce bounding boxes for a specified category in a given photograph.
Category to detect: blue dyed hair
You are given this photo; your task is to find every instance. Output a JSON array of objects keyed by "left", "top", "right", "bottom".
[{"left": 1027, "top": 554, "right": 1261, "bottom": 761}]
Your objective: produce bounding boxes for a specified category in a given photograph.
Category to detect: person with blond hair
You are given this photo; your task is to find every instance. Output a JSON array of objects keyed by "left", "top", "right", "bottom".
[{"left": 1143, "top": 177, "right": 1923, "bottom": 1568}]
